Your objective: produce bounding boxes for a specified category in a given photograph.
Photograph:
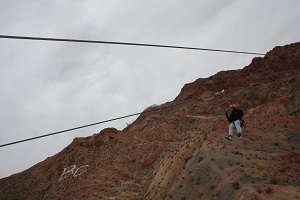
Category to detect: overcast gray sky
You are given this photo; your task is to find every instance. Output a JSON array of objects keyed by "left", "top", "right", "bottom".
[{"left": 0, "top": 0, "right": 299, "bottom": 179}]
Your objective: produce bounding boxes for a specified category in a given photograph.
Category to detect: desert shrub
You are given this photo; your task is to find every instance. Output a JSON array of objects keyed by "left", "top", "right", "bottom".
[
  {"left": 232, "top": 182, "right": 240, "bottom": 190},
  {"left": 198, "top": 156, "right": 204, "bottom": 162},
  {"left": 292, "top": 146, "right": 296, "bottom": 150},
  {"left": 279, "top": 168, "right": 286, "bottom": 173},
  {"left": 257, "top": 187, "right": 262, "bottom": 193},
  {"left": 270, "top": 178, "right": 278, "bottom": 185},
  {"left": 265, "top": 187, "right": 273, "bottom": 194}
]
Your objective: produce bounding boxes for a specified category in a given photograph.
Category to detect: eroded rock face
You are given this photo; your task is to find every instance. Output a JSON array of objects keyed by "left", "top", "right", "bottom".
[{"left": 0, "top": 43, "right": 300, "bottom": 200}]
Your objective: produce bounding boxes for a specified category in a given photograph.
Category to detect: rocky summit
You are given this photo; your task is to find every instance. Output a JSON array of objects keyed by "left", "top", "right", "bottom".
[{"left": 0, "top": 43, "right": 300, "bottom": 200}]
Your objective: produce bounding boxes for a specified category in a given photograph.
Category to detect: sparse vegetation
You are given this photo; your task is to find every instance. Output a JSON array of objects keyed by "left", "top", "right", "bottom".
[
  {"left": 265, "top": 187, "right": 273, "bottom": 194},
  {"left": 270, "top": 178, "right": 278, "bottom": 185},
  {"left": 232, "top": 182, "right": 240, "bottom": 190},
  {"left": 198, "top": 156, "right": 204, "bottom": 162},
  {"left": 257, "top": 187, "right": 262, "bottom": 193},
  {"left": 292, "top": 146, "right": 296, "bottom": 150},
  {"left": 279, "top": 168, "right": 286, "bottom": 173}
]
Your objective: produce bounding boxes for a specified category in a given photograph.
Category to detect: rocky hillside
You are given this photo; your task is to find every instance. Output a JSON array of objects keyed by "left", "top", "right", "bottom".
[{"left": 0, "top": 43, "right": 299, "bottom": 200}]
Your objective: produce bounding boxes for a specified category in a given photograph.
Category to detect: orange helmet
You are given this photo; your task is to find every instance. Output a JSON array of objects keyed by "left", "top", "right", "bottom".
[{"left": 230, "top": 104, "right": 237, "bottom": 108}]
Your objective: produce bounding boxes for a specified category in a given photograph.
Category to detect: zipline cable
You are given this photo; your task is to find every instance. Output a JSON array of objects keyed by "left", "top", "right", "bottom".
[
  {"left": 0, "top": 35, "right": 266, "bottom": 55},
  {"left": 0, "top": 98, "right": 201, "bottom": 148}
]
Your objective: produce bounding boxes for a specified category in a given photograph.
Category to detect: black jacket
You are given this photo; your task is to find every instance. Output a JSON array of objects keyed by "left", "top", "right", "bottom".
[{"left": 226, "top": 108, "right": 241, "bottom": 123}]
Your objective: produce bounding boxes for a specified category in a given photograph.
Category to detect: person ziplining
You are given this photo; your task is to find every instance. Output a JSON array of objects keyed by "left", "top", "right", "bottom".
[{"left": 225, "top": 104, "right": 245, "bottom": 141}]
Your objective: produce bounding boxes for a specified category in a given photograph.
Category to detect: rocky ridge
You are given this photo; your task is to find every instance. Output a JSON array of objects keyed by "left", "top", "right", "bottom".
[{"left": 0, "top": 42, "right": 299, "bottom": 200}]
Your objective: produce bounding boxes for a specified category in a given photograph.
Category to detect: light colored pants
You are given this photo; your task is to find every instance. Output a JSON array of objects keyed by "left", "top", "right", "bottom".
[{"left": 229, "top": 120, "right": 242, "bottom": 136}]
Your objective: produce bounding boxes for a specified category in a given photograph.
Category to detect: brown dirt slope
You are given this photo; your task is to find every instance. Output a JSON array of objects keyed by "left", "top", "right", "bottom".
[{"left": 0, "top": 42, "right": 300, "bottom": 200}]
